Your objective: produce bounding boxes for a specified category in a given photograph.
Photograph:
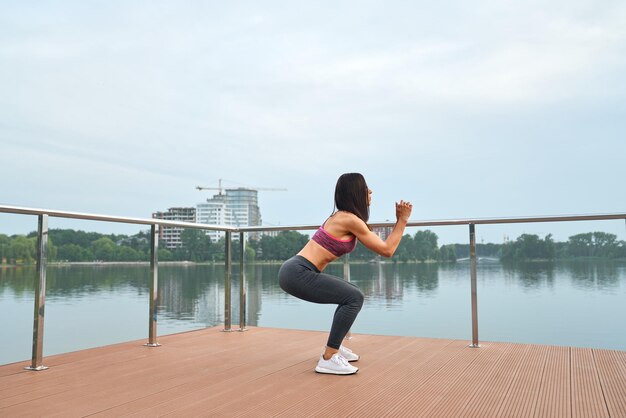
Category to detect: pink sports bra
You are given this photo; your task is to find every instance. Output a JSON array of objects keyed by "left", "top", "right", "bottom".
[{"left": 311, "top": 222, "right": 357, "bottom": 257}]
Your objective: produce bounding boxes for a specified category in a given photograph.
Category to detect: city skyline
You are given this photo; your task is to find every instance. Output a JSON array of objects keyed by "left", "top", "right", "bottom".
[{"left": 153, "top": 186, "right": 264, "bottom": 248}]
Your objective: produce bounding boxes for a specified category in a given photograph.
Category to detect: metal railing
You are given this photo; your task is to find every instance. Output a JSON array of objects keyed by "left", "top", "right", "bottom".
[{"left": 1, "top": 204, "right": 625, "bottom": 369}]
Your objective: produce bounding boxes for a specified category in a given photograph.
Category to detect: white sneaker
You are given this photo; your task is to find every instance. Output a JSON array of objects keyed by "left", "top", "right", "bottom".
[
  {"left": 315, "top": 353, "right": 359, "bottom": 375},
  {"left": 339, "top": 345, "right": 360, "bottom": 362}
]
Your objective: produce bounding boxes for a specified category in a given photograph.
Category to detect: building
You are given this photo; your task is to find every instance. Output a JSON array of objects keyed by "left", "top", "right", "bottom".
[
  {"left": 373, "top": 225, "right": 393, "bottom": 240},
  {"left": 152, "top": 207, "right": 196, "bottom": 249},
  {"left": 196, "top": 188, "right": 262, "bottom": 242},
  {"left": 196, "top": 194, "right": 230, "bottom": 243},
  {"left": 225, "top": 188, "right": 261, "bottom": 229}
]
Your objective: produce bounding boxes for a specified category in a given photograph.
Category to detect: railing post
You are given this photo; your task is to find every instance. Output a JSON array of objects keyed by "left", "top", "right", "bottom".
[
  {"left": 223, "top": 231, "right": 232, "bottom": 331},
  {"left": 239, "top": 232, "right": 247, "bottom": 331},
  {"left": 343, "top": 254, "right": 352, "bottom": 340},
  {"left": 469, "top": 223, "right": 480, "bottom": 348},
  {"left": 25, "top": 214, "right": 49, "bottom": 371},
  {"left": 145, "top": 224, "right": 160, "bottom": 347}
]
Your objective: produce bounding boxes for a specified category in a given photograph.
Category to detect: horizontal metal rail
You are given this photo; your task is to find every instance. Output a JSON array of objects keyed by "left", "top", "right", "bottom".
[
  {"left": 2, "top": 204, "right": 624, "bottom": 232},
  {"left": 239, "top": 212, "right": 626, "bottom": 232},
  {"left": 0, "top": 205, "right": 236, "bottom": 231}
]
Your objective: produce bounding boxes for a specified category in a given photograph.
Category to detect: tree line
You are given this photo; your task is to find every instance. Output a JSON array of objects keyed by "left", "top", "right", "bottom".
[
  {"left": 1, "top": 229, "right": 625, "bottom": 264},
  {"left": 499, "top": 232, "right": 626, "bottom": 261}
]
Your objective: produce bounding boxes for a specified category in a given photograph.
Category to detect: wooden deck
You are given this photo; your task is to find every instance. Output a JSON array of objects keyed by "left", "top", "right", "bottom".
[{"left": 1, "top": 327, "right": 625, "bottom": 417}]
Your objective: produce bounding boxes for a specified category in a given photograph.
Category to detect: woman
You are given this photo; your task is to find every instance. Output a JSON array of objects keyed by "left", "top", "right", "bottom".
[{"left": 278, "top": 173, "right": 413, "bottom": 375}]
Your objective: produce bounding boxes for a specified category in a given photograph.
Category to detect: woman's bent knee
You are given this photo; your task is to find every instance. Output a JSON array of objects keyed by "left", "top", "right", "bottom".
[{"left": 351, "top": 289, "right": 364, "bottom": 309}]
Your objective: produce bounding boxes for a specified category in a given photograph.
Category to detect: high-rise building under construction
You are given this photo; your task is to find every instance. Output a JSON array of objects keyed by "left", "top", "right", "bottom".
[
  {"left": 196, "top": 188, "right": 261, "bottom": 242},
  {"left": 151, "top": 207, "right": 197, "bottom": 249}
]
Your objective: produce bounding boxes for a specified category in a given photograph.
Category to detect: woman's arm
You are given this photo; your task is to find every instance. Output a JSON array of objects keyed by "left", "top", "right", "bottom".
[{"left": 347, "top": 201, "right": 413, "bottom": 258}]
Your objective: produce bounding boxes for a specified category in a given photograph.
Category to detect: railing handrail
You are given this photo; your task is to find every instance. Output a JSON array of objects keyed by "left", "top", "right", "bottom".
[
  {"left": 0, "top": 204, "right": 236, "bottom": 232},
  {"left": 239, "top": 212, "right": 626, "bottom": 232},
  {"left": 0, "top": 205, "right": 626, "bottom": 232},
  {"left": 2, "top": 204, "right": 624, "bottom": 233}
]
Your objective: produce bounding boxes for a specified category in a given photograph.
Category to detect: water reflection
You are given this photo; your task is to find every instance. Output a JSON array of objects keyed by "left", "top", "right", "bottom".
[
  {"left": 2, "top": 260, "right": 624, "bottom": 320},
  {"left": 1, "top": 261, "right": 441, "bottom": 330},
  {"left": 502, "top": 261, "right": 556, "bottom": 290},
  {"left": 0, "top": 264, "right": 150, "bottom": 298},
  {"left": 497, "top": 260, "right": 622, "bottom": 293},
  {"left": 564, "top": 260, "right": 620, "bottom": 291},
  {"left": 158, "top": 265, "right": 222, "bottom": 323},
  {"left": 2, "top": 259, "right": 625, "bottom": 357}
]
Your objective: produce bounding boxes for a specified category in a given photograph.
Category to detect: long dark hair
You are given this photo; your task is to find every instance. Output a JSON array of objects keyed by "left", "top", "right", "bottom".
[{"left": 334, "top": 173, "right": 370, "bottom": 224}]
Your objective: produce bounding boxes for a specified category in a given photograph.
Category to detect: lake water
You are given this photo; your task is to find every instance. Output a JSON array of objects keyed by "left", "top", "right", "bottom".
[{"left": 1, "top": 259, "right": 625, "bottom": 365}]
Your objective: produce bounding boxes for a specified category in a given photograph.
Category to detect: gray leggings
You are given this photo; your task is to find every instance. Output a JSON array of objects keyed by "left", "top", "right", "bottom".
[{"left": 278, "top": 255, "right": 365, "bottom": 349}]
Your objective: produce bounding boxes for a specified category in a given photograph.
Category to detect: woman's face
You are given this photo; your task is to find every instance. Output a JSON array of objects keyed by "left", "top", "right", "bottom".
[{"left": 367, "top": 188, "right": 372, "bottom": 206}]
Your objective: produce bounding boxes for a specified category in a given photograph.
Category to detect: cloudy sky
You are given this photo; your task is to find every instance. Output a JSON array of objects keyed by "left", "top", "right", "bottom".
[{"left": 1, "top": 1, "right": 625, "bottom": 243}]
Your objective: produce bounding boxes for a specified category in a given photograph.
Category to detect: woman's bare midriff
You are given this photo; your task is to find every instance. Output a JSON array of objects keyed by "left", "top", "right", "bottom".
[{"left": 297, "top": 240, "right": 338, "bottom": 271}]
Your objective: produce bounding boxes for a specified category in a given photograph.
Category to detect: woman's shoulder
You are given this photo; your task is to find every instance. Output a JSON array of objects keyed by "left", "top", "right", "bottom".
[
  {"left": 330, "top": 211, "right": 366, "bottom": 228},
  {"left": 332, "top": 210, "right": 358, "bottom": 220}
]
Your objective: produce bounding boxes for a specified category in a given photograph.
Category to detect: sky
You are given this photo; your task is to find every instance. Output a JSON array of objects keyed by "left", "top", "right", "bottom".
[{"left": 1, "top": 0, "right": 625, "bottom": 244}]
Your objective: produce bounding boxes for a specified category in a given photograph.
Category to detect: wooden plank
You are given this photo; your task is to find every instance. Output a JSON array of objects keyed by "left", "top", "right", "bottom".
[
  {"left": 495, "top": 344, "right": 548, "bottom": 418},
  {"left": 594, "top": 349, "right": 626, "bottom": 418},
  {"left": 458, "top": 343, "right": 529, "bottom": 418},
  {"left": 534, "top": 346, "right": 571, "bottom": 418},
  {"left": 571, "top": 347, "right": 609, "bottom": 418}
]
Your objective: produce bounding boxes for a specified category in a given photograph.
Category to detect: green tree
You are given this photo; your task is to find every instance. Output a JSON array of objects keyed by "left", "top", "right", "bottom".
[
  {"left": 413, "top": 230, "right": 439, "bottom": 262},
  {"left": 258, "top": 231, "right": 309, "bottom": 261},
  {"left": 115, "top": 246, "right": 141, "bottom": 261},
  {"left": 10, "top": 235, "right": 36, "bottom": 262},
  {"left": 567, "top": 232, "right": 621, "bottom": 259},
  {"left": 615, "top": 241, "right": 626, "bottom": 259},
  {"left": 0, "top": 234, "right": 11, "bottom": 262},
  {"left": 211, "top": 237, "right": 226, "bottom": 262},
  {"left": 48, "top": 229, "right": 103, "bottom": 248},
  {"left": 393, "top": 234, "right": 414, "bottom": 262},
  {"left": 500, "top": 234, "right": 555, "bottom": 261},
  {"left": 350, "top": 241, "right": 373, "bottom": 261},
  {"left": 157, "top": 248, "right": 174, "bottom": 261},
  {"left": 57, "top": 244, "right": 94, "bottom": 261},
  {"left": 591, "top": 232, "right": 618, "bottom": 258},
  {"left": 91, "top": 237, "right": 117, "bottom": 261},
  {"left": 123, "top": 231, "right": 151, "bottom": 254},
  {"left": 438, "top": 244, "right": 457, "bottom": 262},
  {"left": 245, "top": 246, "right": 256, "bottom": 261},
  {"left": 47, "top": 237, "right": 58, "bottom": 261},
  {"left": 180, "top": 229, "right": 213, "bottom": 262},
  {"left": 567, "top": 233, "right": 593, "bottom": 257}
]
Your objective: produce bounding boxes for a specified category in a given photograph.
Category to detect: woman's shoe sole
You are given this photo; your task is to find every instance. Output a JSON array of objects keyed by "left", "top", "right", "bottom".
[{"left": 314, "top": 366, "right": 358, "bottom": 375}]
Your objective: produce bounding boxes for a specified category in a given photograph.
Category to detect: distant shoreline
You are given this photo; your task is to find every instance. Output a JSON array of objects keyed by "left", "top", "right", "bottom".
[{"left": 2, "top": 257, "right": 625, "bottom": 268}]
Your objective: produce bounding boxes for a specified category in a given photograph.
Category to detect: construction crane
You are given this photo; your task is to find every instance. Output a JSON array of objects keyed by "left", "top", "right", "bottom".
[{"left": 195, "top": 178, "right": 287, "bottom": 195}]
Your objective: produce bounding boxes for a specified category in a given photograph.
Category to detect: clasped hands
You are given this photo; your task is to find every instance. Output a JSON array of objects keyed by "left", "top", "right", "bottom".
[{"left": 395, "top": 200, "right": 413, "bottom": 222}]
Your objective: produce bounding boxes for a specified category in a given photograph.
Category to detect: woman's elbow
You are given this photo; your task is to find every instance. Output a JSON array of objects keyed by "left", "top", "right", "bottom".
[{"left": 381, "top": 249, "right": 394, "bottom": 258}]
